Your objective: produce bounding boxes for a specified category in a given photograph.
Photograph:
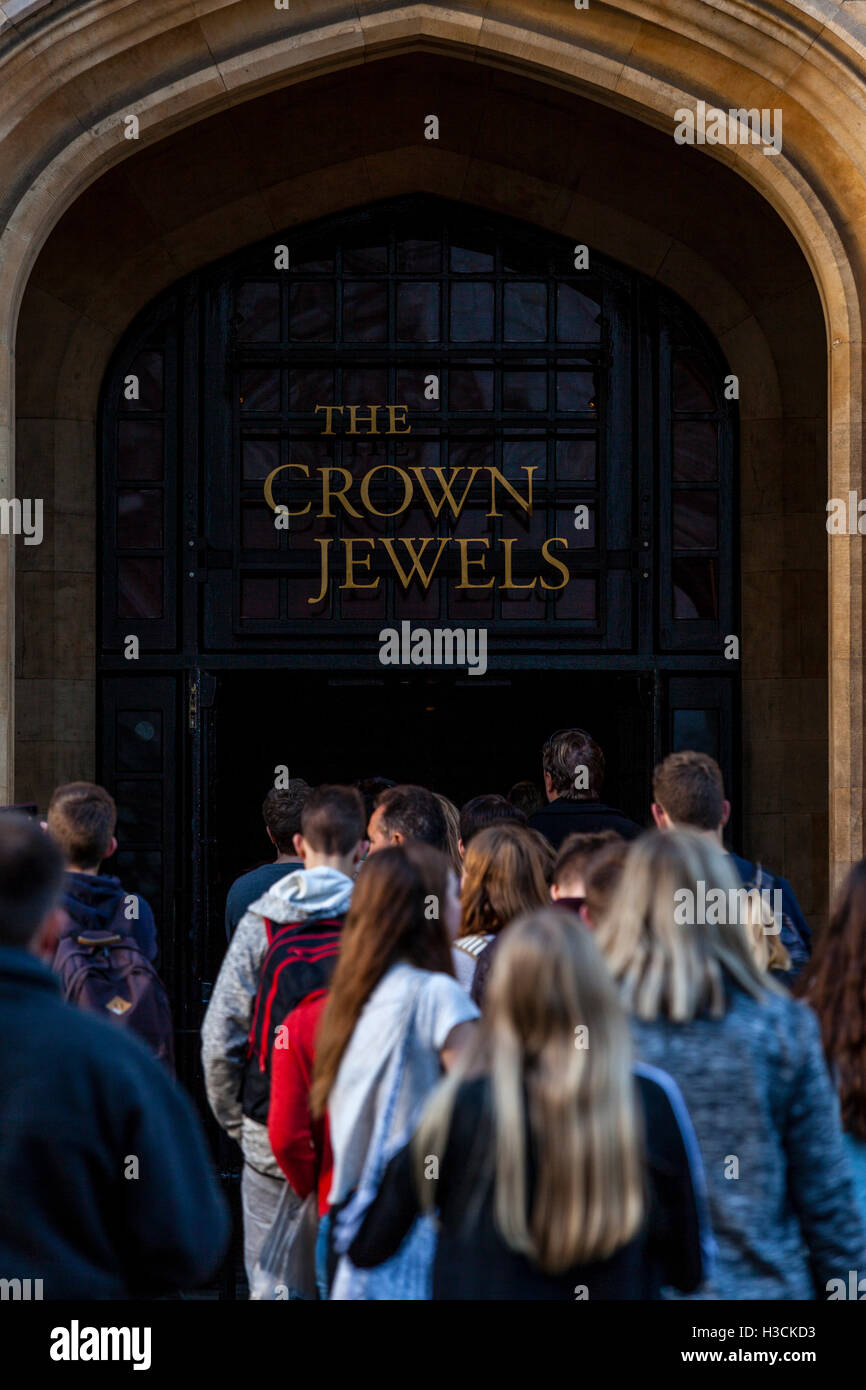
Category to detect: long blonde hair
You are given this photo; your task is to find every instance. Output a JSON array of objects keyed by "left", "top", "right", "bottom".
[
  {"left": 595, "top": 829, "right": 776, "bottom": 1021},
  {"left": 415, "top": 908, "right": 646, "bottom": 1272},
  {"left": 745, "top": 894, "right": 791, "bottom": 975}
]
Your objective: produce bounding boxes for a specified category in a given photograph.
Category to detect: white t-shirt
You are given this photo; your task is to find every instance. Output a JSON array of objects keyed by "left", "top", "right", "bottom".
[{"left": 327, "top": 961, "right": 479, "bottom": 1207}]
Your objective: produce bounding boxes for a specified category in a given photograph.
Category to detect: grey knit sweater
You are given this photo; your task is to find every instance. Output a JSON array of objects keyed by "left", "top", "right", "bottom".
[{"left": 632, "top": 982, "right": 866, "bottom": 1299}]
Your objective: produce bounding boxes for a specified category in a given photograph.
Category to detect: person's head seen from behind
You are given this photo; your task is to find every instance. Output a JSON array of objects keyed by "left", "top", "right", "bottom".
[
  {"left": 45, "top": 782, "right": 117, "bottom": 874},
  {"left": 0, "top": 812, "right": 65, "bottom": 960},
  {"left": 295, "top": 784, "right": 367, "bottom": 877},
  {"left": 367, "top": 784, "right": 448, "bottom": 856}
]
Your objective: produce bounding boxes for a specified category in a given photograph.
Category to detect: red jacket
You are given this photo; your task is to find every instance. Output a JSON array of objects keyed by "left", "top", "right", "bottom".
[{"left": 268, "top": 988, "right": 333, "bottom": 1217}]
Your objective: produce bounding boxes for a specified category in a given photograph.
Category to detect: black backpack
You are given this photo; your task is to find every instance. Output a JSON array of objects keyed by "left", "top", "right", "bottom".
[
  {"left": 240, "top": 915, "right": 344, "bottom": 1124},
  {"left": 53, "top": 911, "right": 175, "bottom": 1071}
]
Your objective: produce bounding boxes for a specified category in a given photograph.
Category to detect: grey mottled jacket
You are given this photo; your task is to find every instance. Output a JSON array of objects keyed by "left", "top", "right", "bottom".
[
  {"left": 201, "top": 866, "right": 354, "bottom": 1178},
  {"left": 632, "top": 981, "right": 866, "bottom": 1300}
]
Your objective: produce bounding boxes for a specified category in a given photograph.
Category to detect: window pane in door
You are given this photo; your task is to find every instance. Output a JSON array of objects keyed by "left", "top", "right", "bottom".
[
  {"left": 343, "top": 243, "right": 387, "bottom": 273},
  {"left": 450, "top": 242, "right": 494, "bottom": 273},
  {"left": 396, "top": 366, "right": 441, "bottom": 409},
  {"left": 290, "top": 282, "right": 335, "bottom": 341},
  {"left": 121, "top": 349, "right": 164, "bottom": 411},
  {"left": 116, "top": 851, "right": 162, "bottom": 923},
  {"left": 241, "top": 503, "right": 280, "bottom": 550},
  {"left": 673, "top": 557, "right": 718, "bottom": 619},
  {"left": 673, "top": 358, "right": 714, "bottom": 412},
  {"left": 503, "top": 370, "right": 546, "bottom": 411},
  {"left": 504, "top": 283, "right": 547, "bottom": 341},
  {"left": 673, "top": 421, "right": 718, "bottom": 482},
  {"left": 117, "top": 558, "right": 163, "bottom": 618},
  {"left": 242, "top": 438, "right": 279, "bottom": 481},
  {"left": 117, "top": 421, "right": 163, "bottom": 480},
  {"left": 342, "top": 367, "right": 388, "bottom": 404},
  {"left": 672, "top": 707, "right": 720, "bottom": 759},
  {"left": 116, "top": 778, "right": 164, "bottom": 842},
  {"left": 555, "top": 439, "right": 596, "bottom": 481},
  {"left": 557, "top": 370, "right": 596, "bottom": 412},
  {"left": 553, "top": 576, "right": 597, "bottom": 620},
  {"left": 557, "top": 283, "right": 601, "bottom": 342},
  {"left": 235, "top": 281, "right": 280, "bottom": 342},
  {"left": 240, "top": 576, "right": 279, "bottom": 619},
  {"left": 116, "top": 710, "right": 163, "bottom": 772},
  {"left": 556, "top": 503, "right": 596, "bottom": 548},
  {"left": 397, "top": 240, "right": 441, "bottom": 272},
  {"left": 343, "top": 282, "right": 387, "bottom": 342},
  {"left": 117, "top": 489, "right": 163, "bottom": 549},
  {"left": 450, "top": 283, "right": 494, "bottom": 341},
  {"left": 396, "top": 282, "right": 440, "bottom": 342},
  {"left": 239, "top": 368, "right": 280, "bottom": 413},
  {"left": 289, "top": 367, "right": 334, "bottom": 412},
  {"left": 502, "top": 438, "right": 546, "bottom": 481},
  {"left": 673, "top": 491, "right": 718, "bottom": 549},
  {"left": 450, "top": 368, "right": 494, "bottom": 412}
]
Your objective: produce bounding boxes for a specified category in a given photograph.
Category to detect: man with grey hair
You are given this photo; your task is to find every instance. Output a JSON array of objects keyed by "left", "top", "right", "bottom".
[{"left": 529, "top": 727, "right": 641, "bottom": 850}]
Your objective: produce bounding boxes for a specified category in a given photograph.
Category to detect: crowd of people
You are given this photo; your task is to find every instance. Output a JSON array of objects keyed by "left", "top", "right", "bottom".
[{"left": 1, "top": 729, "right": 865, "bottom": 1300}]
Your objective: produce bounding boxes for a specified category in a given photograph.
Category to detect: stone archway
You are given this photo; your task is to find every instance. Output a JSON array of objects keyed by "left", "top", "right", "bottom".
[{"left": 3, "top": 0, "right": 863, "bottom": 913}]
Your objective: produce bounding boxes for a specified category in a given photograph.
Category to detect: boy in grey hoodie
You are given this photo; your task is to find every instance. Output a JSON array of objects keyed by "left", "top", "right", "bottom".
[{"left": 202, "top": 785, "right": 367, "bottom": 1285}]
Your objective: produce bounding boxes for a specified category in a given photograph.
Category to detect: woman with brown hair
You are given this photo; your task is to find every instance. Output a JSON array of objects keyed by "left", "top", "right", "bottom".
[
  {"left": 348, "top": 907, "right": 708, "bottom": 1298},
  {"left": 796, "top": 859, "right": 866, "bottom": 1220},
  {"left": 454, "top": 822, "right": 550, "bottom": 998},
  {"left": 311, "top": 842, "right": 478, "bottom": 1299}
]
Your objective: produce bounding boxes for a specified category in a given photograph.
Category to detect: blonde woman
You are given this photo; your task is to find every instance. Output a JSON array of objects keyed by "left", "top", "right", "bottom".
[
  {"left": 595, "top": 829, "right": 866, "bottom": 1300},
  {"left": 454, "top": 822, "right": 549, "bottom": 998},
  {"left": 744, "top": 894, "right": 791, "bottom": 977},
  {"left": 348, "top": 908, "right": 708, "bottom": 1299}
]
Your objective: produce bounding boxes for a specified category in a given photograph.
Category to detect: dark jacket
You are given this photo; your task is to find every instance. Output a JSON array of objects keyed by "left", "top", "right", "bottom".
[
  {"left": 530, "top": 797, "right": 642, "bottom": 850},
  {"left": 349, "top": 1069, "right": 708, "bottom": 1300},
  {"left": 225, "top": 860, "right": 303, "bottom": 941},
  {"left": 0, "top": 947, "right": 230, "bottom": 1299},
  {"left": 729, "top": 852, "right": 811, "bottom": 981},
  {"left": 62, "top": 870, "right": 157, "bottom": 964}
]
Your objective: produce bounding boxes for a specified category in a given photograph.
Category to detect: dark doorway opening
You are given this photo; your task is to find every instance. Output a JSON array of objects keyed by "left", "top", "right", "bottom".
[{"left": 210, "top": 668, "right": 654, "bottom": 920}]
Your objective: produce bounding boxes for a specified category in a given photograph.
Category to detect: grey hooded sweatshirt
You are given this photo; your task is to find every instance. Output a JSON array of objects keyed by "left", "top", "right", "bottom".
[{"left": 201, "top": 865, "right": 354, "bottom": 1178}]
